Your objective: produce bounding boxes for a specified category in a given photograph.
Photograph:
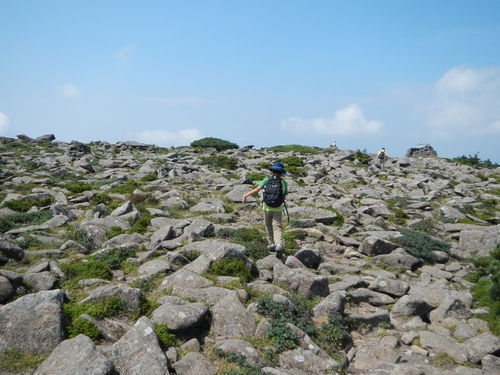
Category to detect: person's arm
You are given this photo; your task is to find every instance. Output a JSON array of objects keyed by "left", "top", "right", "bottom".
[{"left": 242, "top": 186, "right": 262, "bottom": 204}]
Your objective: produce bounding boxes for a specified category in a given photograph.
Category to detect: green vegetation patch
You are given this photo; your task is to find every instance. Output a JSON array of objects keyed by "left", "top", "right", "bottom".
[
  {"left": 266, "top": 145, "right": 319, "bottom": 155},
  {"left": 468, "top": 244, "right": 500, "bottom": 335},
  {"left": 208, "top": 258, "right": 252, "bottom": 283},
  {"left": 448, "top": 153, "right": 499, "bottom": 169},
  {"left": 4, "top": 195, "right": 55, "bottom": 213},
  {"left": 216, "top": 227, "right": 268, "bottom": 260},
  {"left": 59, "top": 258, "right": 113, "bottom": 281},
  {"left": 154, "top": 323, "right": 177, "bottom": 348},
  {"left": 0, "top": 349, "right": 48, "bottom": 374},
  {"left": 0, "top": 210, "right": 53, "bottom": 233},
  {"left": 353, "top": 149, "right": 371, "bottom": 165},
  {"left": 392, "top": 228, "right": 450, "bottom": 263},
  {"left": 190, "top": 137, "right": 239, "bottom": 152},
  {"left": 66, "top": 316, "right": 103, "bottom": 342},
  {"left": 200, "top": 155, "right": 238, "bottom": 170},
  {"left": 93, "top": 247, "right": 137, "bottom": 270}
]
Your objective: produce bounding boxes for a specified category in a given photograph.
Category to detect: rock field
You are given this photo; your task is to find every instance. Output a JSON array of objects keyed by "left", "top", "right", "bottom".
[{"left": 1, "top": 134, "right": 500, "bottom": 375}]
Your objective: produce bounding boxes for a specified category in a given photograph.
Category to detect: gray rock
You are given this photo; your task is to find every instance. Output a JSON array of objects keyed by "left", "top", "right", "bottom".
[
  {"left": 279, "top": 347, "right": 339, "bottom": 374},
  {"left": 79, "top": 284, "right": 141, "bottom": 314},
  {"left": 172, "top": 352, "right": 217, "bottom": 375},
  {"left": 0, "top": 275, "right": 14, "bottom": 302},
  {"left": 419, "top": 330, "right": 468, "bottom": 363},
  {"left": 373, "top": 248, "right": 423, "bottom": 270},
  {"left": 109, "top": 316, "right": 171, "bottom": 375},
  {"left": 0, "top": 236, "right": 25, "bottom": 262},
  {"left": 463, "top": 332, "right": 500, "bottom": 364},
  {"left": 273, "top": 262, "right": 329, "bottom": 299},
  {"left": 359, "top": 235, "right": 399, "bottom": 256},
  {"left": 213, "top": 338, "right": 265, "bottom": 366},
  {"left": 210, "top": 290, "right": 256, "bottom": 338},
  {"left": 368, "top": 275, "right": 410, "bottom": 297},
  {"left": 159, "top": 269, "right": 214, "bottom": 291},
  {"left": 23, "top": 271, "right": 57, "bottom": 292},
  {"left": 0, "top": 290, "right": 65, "bottom": 355},
  {"left": 34, "top": 334, "right": 114, "bottom": 375},
  {"left": 151, "top": 302, "right": 208, "bottom": 332},
  {"left": 348, "top": 288, "right": 395, "bottom": 306}
]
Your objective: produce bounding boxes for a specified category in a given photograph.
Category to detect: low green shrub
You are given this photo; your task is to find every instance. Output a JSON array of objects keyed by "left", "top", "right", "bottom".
[
  {"left": 4, "top": 195, "right": 55, "bottom": 213},
  {"left": 128, "top": 215, "right": 151, "bottom": 235},
  {"left": 448, "top": 153, "right": 499, "bottom": 169},
  {"left": 62, "top": 181, "right": 94, "bottom": 194},
  {"left": 280, "top": 156, "right": 304, "bottom": 167},
  {"left": 64, "top": 296, "right": 124, "bottom": 323},
  {"left": 216, "top": 351, "right": 267, "bottom": 375},
  {"left": 0, "top": 211, "right": 53, "bottom": 232},
  {"left": 392, "top": 228, "right": 450, "bottom": 263},
  {"left": 139, "top": 173, "right": 157, "bottom": 182},
  {"left": 468, "top": 244, "right": 500, "bottom": 334},
  {"left": 62, "top": 226, "right": 95, "bottom": 251},
  {"left": 59, "top": 258, "right": 113, "bottom": 281},
  {"left": 208, "top": 258, "right": 252, "bottom": 283},
  {"left": 154, "top": 323, "right": 176, "bottom": 348},
  {"left": 216, "top": 227, "right": 268, "bottom": 260},
  {"left": 190, "top": 137, "right": 239, "bottom": 152},
  {"left": 266, "top": 145, "right": 319, "bottom": 155},
  {"left": 353, "top": 149, "right": 371, "bottom": 165},
  {"left": 93, "top": 247, "right": 137, "bottom": 270},
  {"left": 200, "top": 155, "right": 238, "bottom": 170},
  {"left": 91, "top": 193, "right": 113, "bottom": 206},
  {"left": 316, "top": 312, "right": 354, "bottom": 355},
  {"left": 107, "top": 226, "right": 123, "bottom": 239},
  {"left": 66, "top": 316, "right": 102, "bottom": 342},
  {"left": 247, "top": 172, "right": 266, "bottom": 182}
]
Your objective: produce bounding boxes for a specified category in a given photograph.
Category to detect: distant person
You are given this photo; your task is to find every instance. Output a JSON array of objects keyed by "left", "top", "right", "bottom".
[
  {"left": 376, "top": 147, "right": 388, "bottom": 169},
  {"left": 330, "top": 141, "right": 337, "bottom": 149},
  {"left": 242, "top": 162, "right": 288, "bottom": 258}
]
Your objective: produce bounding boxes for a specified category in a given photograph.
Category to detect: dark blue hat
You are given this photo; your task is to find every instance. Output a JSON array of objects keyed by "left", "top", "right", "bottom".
[{"left": 269, "top": 162, "right": 286, "bottom": 175}]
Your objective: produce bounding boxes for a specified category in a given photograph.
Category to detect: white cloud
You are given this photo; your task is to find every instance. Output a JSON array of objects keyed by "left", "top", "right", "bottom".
[
  {"left": 130, "top": 128, "right": 203, "bottom": 147},
  {"left": 113, "top": 45, "right": 136, "bottom": 63},
  {"left": 281, "top": 104, "right": 384, "bottom": 137},
  {"left": 59, "top": 83, "right": 82, "bottom": 99},
  {"left": 426, "top": 65, "right": 500, "bottom": 137},
  {"left": 0, "top": 112, "right": 10, "bottom": 134}
]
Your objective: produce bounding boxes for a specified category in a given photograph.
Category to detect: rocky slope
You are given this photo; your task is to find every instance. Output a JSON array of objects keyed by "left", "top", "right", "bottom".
[{"left": 1, "top": 135, "right": 500, "bottom": 375}]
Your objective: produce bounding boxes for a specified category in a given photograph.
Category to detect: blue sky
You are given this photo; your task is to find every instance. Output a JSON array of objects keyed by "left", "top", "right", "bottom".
[{"left": 1, "top": 1, "right": 500, "bottom": 162}]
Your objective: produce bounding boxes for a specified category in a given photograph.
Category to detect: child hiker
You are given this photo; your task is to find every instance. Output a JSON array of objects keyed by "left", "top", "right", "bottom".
[{"left": 242, "top": 162, "right": 288, "bottom": 258}]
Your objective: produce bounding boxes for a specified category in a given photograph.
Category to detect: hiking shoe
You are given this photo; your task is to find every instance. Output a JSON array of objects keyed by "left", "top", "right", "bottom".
[
  {"left": 276, "top": 244, "right": 283, "bottom": 258},
  {"left": 267, "top": 244, "right": 276, "bottom": 252}
]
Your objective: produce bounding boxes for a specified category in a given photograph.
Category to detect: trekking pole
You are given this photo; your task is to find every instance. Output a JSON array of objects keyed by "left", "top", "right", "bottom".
[{"left": 284, "top": 201, "right": 290, "bottom": 223}]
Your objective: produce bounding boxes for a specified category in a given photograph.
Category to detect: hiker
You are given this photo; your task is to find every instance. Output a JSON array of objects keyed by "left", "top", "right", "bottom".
[
  {"left": 242, "top": 161, "right": 288, "bottom": 258},
  {"left": 376, "top": 147, "right": 388, "bottom": 169},
  {"left": 330, "top": 141, "right": 337, "bottom": 149}
]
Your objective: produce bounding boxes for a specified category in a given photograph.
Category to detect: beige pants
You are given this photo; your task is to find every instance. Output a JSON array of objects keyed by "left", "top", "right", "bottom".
[{"left": 264, "top": 211, "right": 283, "bottom": 246}]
